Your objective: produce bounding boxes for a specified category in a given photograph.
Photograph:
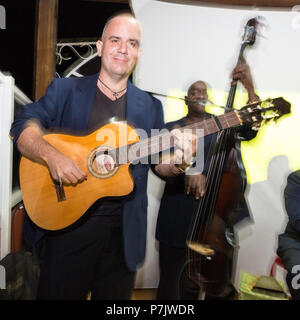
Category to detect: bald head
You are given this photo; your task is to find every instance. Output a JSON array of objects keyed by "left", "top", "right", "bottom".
[
  {"left": 101, "top": 12, "right": 141, "bottom": 42},
  {"left": 187, "top": 81, "right": 207, "bottom": 97},
  {"left": 96, "top": 11, "right": 142, "bottom": 82}
]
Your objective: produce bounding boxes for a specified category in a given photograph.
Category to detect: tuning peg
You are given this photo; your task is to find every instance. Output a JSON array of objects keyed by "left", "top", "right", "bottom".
[
  {"left": 262, "top": 112, "right": 279, "bottom": 119},
  {"left": 251, "top": 125, "right": 260, "bottom": 131}
]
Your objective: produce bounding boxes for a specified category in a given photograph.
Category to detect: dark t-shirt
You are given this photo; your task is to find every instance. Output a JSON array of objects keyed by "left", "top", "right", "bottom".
[
  {"left": 88, "top": 87, "right": 126, "bottom": 130},
  {"left": 88, "top": 88, "right": 126, "bottom": 216}
]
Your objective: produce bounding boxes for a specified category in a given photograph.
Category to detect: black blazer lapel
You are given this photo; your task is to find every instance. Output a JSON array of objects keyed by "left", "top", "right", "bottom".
[
  {"left": 74, "top": 74, "right": 98, "bottom": 130},
  {"left": 126, "top": 81, "right": 148, "bottom": 132}
]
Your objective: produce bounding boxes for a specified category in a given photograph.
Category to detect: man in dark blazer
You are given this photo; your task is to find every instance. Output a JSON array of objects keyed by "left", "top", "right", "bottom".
[
  {"left": 10, "top": 12, "right": 194, "bottom": 300},
  {"left": 277, "top": 170, "right": 300, "bottom": 300},
  {"left": 154, "top": 64, "right": 259, "bottom": 300}
]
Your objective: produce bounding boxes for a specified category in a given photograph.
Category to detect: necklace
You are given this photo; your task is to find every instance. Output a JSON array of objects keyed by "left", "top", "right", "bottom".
[{"left": 98, "top": 78, "right": 127, "bottom": 100}]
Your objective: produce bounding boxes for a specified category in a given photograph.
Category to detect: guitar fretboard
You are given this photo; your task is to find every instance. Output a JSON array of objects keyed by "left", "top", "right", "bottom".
[{"left": 113, "top": 110, "right": 241, "bottom": 164}]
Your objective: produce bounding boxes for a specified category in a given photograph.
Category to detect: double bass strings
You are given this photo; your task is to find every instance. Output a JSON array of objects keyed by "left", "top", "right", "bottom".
[
  {"left": 186, "top": 130, "right": 233, "bottom": 285},
  {"left": 194, "top": 82, "right": 237, "bottom": 250},
  {"left": 185, "top": 130, "right": 222, "bottom": 278},
  {"left": 185, "top": 134, "right": 221, "bottom": 281},
  {"left": 186, "top": 82, "right": 237, "bottom": 275},
  {"left": 195, "top": 130, "right": 229, "bottom": 239}
]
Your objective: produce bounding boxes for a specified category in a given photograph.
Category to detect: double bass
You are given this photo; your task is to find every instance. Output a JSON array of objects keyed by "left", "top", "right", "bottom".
[{"left": 186, "top": 17, "right": 261, "bottom": 298}]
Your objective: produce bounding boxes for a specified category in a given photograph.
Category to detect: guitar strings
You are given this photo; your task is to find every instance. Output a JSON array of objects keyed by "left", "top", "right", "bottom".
[{"left": 115, "top": 112, "right": 241, "bottom": 164}]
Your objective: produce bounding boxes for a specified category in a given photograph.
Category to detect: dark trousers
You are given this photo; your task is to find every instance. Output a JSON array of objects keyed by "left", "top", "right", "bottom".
[
  {"left": 156, "top": 242, "right": 199, "bottom": 300},
  {"left": 37, "top": 215, "right": 135, "bottom": 300}
]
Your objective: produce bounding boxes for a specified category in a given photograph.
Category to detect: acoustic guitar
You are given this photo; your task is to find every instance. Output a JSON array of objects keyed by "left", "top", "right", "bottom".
[{"left": 19, "top": 97, "right": 290, "bottom": 230}]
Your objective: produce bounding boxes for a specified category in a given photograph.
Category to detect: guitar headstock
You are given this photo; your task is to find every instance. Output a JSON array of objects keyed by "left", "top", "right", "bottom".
[{"left": 237, "top": 97, "right": 291, "bottom": 131}]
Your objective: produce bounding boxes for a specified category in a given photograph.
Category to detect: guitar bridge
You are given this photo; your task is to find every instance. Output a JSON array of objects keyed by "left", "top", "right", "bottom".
[{"left": 53, "top": 181, "right": 66, "bottom": 202}]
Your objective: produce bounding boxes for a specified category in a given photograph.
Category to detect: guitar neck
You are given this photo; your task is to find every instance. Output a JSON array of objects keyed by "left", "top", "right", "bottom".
[{"left": 116, "top": 110, "right": 241, "bottom": 165}]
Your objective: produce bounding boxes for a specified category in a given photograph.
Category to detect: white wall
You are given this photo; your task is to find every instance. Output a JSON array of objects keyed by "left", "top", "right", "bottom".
[
  {"left": 0, "top": 72, "right": 31, "bottom": 260},
  {"left": 0, "top": 72, "right": 14, "bottom": 259},
  {"left": 132, "top": 0, "right": 300, "bottom": 290}
]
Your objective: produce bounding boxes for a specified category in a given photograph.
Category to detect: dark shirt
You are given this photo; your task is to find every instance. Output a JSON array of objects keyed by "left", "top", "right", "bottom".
[
  {"left": 156, "top": 115, "right": 217, "bottom": 248},
  {"left": 88, "top": 88, "right": 126, "bottom": 216},
  {"left": 88, "top": 87, "right": 126, "bottom": 130}
]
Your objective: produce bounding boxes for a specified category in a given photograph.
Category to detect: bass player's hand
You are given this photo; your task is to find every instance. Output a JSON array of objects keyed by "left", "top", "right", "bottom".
[{"left": 185, "top": 173, "right": 206, "bottom": 200}]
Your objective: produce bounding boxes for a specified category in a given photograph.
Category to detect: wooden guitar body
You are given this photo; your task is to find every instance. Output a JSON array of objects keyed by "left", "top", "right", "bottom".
[{"left": 19, "top": 122, "right": 139, "bottom": 231}]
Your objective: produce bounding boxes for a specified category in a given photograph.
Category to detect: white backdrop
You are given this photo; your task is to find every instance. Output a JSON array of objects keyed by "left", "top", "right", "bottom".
[{"left": 131, "top": 0, "right": 300, "bottom": 290}]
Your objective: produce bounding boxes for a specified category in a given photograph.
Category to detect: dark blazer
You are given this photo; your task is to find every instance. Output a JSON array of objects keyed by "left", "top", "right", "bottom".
[{"left": 10, "top": 74, "right": 164, "bottom": 271}]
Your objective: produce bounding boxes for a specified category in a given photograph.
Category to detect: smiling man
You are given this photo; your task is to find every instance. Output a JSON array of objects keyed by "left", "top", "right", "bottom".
[
  {"left": 96, "top": 14, "right": 142, "bottom": 97},
  {"left": 10, "top": 11, "right": 194, "bottom": 300}
]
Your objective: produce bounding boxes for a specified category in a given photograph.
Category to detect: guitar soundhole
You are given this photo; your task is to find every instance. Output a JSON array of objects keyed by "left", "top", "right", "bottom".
[{"left": 87, "top": 146, "right": 119, "bottom": 179}]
